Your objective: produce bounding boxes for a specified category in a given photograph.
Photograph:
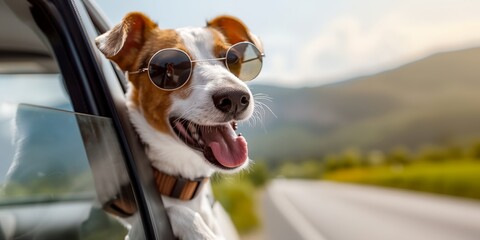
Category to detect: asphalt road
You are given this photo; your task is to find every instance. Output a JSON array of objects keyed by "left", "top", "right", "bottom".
[{"left": 263, "top": 179, "right": 480, "bottom": 240}]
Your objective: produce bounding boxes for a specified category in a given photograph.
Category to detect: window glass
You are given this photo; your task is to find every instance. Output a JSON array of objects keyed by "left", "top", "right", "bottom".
[
  {"left": 0, "top": 74, "right": 73, "bottom": 111},
  {"left": 0, "top": 103, "right": 144, "bottom": 239}
]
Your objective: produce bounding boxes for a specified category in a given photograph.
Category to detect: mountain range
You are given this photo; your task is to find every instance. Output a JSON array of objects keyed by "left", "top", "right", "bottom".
[{"left": 240, "top": 47, "right": 480, "bottom": 162}]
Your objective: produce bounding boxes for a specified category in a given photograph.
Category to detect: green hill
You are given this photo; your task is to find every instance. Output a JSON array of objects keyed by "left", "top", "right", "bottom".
[{"left": 242, "top": 47, "right": 480, "bottom": 162}]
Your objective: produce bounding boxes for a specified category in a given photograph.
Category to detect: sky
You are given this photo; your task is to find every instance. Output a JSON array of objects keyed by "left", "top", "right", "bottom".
[{"left": 94, "top": 0, "right": 480, "bottom": 88}]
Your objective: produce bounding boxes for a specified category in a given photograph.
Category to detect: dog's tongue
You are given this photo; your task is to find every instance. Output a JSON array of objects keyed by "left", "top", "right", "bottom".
[{"left": 201, "top": 125, "right": 248, "bottom": 168}]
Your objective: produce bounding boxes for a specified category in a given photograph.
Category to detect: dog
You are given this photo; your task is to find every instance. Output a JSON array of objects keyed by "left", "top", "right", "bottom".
[{"left": 95, "top": 12, "right": 264, "bottom": 239}]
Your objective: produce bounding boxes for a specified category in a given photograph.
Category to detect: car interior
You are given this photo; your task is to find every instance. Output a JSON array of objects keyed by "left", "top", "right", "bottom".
[
  {"left": 0, "top": 0, "right": 135, "bottom": 239},
  {"left": 0, "top": 0, "right": 58, "bottom": 74}
]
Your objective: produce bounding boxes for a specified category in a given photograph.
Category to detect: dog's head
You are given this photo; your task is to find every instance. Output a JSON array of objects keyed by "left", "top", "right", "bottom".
[{"left": 95, "top": 13, "right": 263, "bottom": 177}]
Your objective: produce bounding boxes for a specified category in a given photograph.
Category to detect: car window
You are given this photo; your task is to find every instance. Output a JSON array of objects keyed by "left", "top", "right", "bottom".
[
  {"left": 0, "top": 103, "right": 145, "bottom": 239},
  {"left": 0, "top": 74, "right": 73, "bottom": 111}
]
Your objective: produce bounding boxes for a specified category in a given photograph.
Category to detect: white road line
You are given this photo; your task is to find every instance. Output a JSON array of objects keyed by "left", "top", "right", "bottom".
[{"left": 267, "top": 186, "right": 328, "bottom": 240}]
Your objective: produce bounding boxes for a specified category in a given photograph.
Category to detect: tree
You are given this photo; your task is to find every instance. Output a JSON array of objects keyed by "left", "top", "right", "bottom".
[
  {"left": 338, "top": 148, "right": 362, "bottom": 169},
  {"left": 300, "top": 160, "right": 323, "bottom": 179},
  {"left": 417, "top": 145, "right": 447, "bottom": 162},
  {"left": 386, "top": 146, "right": 411, "bottom": 166},
  {"left": 247, "top": 161, "right": 270, "bottom": 187},
  {"left": 323, "top": 154, "right": 340, "bottom": 172},
  {"left": 468, "top": 142, "right": 480, "bottom": 160},
  {"left": 366, "top": 150, "right": 385, "bottom": 166}
]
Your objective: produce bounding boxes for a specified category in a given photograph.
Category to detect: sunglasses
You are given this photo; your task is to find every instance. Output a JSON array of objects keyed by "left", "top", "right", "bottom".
[{"left": 129, "top": 42, "right": 264, "bottom": 90}]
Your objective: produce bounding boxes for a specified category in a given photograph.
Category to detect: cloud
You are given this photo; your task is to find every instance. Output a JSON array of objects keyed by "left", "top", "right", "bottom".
[{"left": 257, "top": 2, "right": 480, "bottom": 87}]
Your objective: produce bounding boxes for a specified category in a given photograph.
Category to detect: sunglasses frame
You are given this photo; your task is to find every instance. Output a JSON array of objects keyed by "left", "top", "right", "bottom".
[{"left": 129, "top": 41, "right": 265, "bottom": 91}]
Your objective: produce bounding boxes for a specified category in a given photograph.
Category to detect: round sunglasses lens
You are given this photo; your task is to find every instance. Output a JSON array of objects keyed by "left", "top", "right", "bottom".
[
  {"left": 148, "top": 49, "right": 192, "bottom": 90},
  {"left": 226, "top": 42, "right": 263, "bottom": 81}
]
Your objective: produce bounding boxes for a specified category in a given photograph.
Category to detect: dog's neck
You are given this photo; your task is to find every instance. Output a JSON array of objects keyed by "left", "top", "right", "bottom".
[{"left": 153, "top": 169, "right": 209, "bottom": 200}]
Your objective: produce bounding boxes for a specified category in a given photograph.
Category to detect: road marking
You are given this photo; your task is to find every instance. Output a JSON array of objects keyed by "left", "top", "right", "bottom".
[{"left": 267, "top": 186, "right": 328, "bottom": 240}]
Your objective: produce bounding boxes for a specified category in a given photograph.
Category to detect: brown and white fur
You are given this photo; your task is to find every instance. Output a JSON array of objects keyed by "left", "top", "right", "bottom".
[{"left": 95, "top": 13, "right": 262, "bottom": 239}]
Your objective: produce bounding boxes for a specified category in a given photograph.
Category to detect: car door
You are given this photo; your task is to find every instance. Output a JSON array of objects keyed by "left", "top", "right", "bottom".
[{"left": 0, "top": 0, "right": 174, "bottom": 239}]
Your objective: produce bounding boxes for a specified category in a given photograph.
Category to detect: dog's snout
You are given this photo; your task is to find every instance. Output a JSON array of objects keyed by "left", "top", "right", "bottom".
[{"left": 212, "top": 88, "right": 250, "bottom": 115}]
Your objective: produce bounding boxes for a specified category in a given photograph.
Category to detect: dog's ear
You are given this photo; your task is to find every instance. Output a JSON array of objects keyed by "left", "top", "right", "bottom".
[
  {"left": 96, "top": 12, "right": 157, "bottom": 70},
  {"left": 207, "top": 15, "right": 263, "bottom": 51}
]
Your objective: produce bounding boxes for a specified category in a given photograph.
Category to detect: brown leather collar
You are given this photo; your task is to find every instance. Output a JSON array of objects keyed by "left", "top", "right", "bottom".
[{"left": 153, "top": 169, "right": 209, "bottom": 201}]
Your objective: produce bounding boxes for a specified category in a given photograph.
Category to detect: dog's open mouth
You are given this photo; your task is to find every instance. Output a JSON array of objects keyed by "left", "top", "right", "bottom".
[{"left": 169, "top": 118, "right": 248, "bottom": 169}]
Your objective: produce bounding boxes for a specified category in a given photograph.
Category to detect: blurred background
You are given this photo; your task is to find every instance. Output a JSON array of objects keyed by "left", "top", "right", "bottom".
[{"left": 88, "top": 0, "right": 480, "bottom": 239}]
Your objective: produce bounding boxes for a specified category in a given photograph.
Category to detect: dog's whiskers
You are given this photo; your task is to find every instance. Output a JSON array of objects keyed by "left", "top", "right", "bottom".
[
  {"left": 245, "top": 93, "right": 275, "bottom": 130},
  {"left": 253, "top": 93, "right": 273, "bottom": 102}
]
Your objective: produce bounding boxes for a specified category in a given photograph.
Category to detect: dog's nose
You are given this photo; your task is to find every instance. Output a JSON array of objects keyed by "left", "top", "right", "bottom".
[{"left": 212, "top": 88, "right": 250, "bottom": 115}]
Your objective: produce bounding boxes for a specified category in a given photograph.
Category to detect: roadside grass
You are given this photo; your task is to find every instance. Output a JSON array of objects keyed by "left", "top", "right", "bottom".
[
  {"left": 324, "top": 160, "right": 480, "bottom": 200},
  {"left": 211, "top": 162, "right": 269, "bottom": 234},
  {"left": 211, "top": 176, "right": 262, "bottom": 235}
]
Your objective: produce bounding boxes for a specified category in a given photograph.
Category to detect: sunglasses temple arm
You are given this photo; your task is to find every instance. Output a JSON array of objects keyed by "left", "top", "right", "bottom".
[
  {"left": 243, "top": 54, "right": 266, "bottom": 63},
  {"left": 129, "top": 68, "right": 148, "bottom": 74}
]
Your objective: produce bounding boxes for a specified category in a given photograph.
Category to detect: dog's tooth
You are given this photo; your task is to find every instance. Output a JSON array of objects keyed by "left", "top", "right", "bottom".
[
  {"left": 192, "top": 133, "right": 199, "bottom": 141},
  {"left": 198, "top": 139, "right": 204, "bottom": 146},
  {"left": 188, "top": 124, "right": 196, "bottom": 133}
]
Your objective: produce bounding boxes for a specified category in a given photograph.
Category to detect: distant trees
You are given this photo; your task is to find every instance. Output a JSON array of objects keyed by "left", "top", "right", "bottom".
[
  {"left": 468, "top": 142, "right": 480, "bottom": 159},
  {"left": 385, "top": 146, "right": 411, "bottom": 166},
  {"left": 272, "top": 140, "right": 480, "bottom": 179},
  {"left": 277, "top": 160, "right": 323, "bottom": 179}
]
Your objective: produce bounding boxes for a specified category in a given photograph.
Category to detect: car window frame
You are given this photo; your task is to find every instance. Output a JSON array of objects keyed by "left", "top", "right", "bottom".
[{"left": 26, "top": 0, "right": 175, "bottom": 239}]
